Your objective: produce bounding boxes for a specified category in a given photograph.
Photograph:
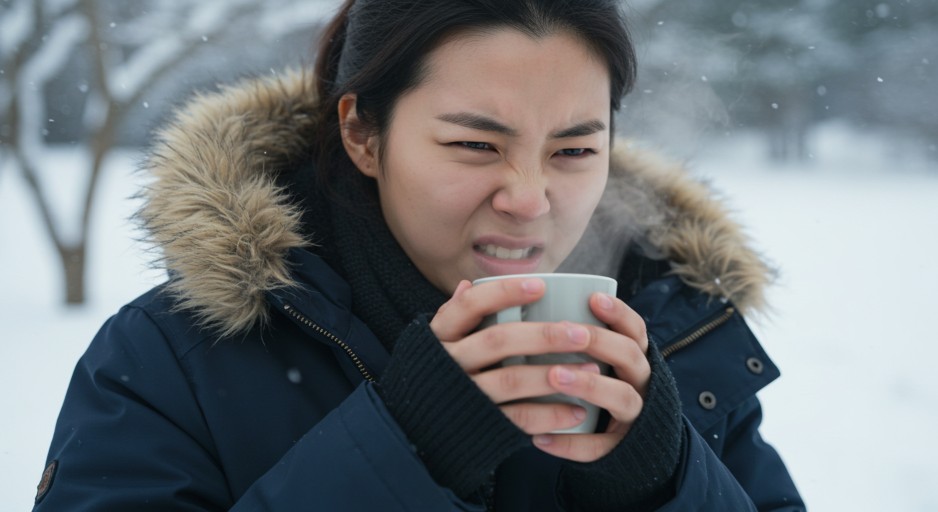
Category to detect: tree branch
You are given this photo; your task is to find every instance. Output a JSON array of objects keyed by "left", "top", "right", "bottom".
[
  {"left": 112, "top": 0, "right": 259, "bottom": 105},
  {"left": 13, "top": 13, "right": 89, "bottom": 251},
  {"left": 79, "top": 0, "right": 261, "bottom": 243},
  {"left": 8, "top": 0, "right": 68, "bottom": 252}
]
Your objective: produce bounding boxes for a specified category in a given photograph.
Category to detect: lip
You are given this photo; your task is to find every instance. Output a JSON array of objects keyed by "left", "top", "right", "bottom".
[{"left": 472, "top": 235, "right": 544, "bottom": 276}]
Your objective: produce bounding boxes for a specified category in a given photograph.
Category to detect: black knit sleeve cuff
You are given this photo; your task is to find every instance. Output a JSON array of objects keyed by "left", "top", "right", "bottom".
[
  {"left": 558, "top": 338, "right": 685, "bottom": 512},
  {"left": 376, "top": 315, "right": 530, "bottom": 500}
]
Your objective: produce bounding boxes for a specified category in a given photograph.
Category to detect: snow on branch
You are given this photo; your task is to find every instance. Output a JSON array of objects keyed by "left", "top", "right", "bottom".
[
  {"left": 257, "top": 0, "right": 337, "bottom": 39},
  {"left": 187, "top": 0, "right": 254, "bottom": 34},
  {"left": 0, "top": 0, "right": 36, "bottom": 58},
  {"left": 45, "top": 0, "right": 82, "bottom": 17},
  {"left": 108, "top": 35, "right": 186, "bottom": 103},
  {"left": 16, "top": 13, "right": 89, "bottom": 169},
  {"left": 106, "top": 0, "right": 258, "bottom": 103}
]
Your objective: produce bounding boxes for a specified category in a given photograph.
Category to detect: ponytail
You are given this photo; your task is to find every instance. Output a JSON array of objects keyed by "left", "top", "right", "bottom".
[
  {"left": 312, "top": 0, "right": 359, "bottom": 198},
  {"left": 315, "top": 0, "right": 355, "bottom": 102}
]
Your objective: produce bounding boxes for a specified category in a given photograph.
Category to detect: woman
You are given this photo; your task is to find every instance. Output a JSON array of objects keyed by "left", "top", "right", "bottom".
[{"left": 34, "top": 0, "right": 805, "bottom": 510}]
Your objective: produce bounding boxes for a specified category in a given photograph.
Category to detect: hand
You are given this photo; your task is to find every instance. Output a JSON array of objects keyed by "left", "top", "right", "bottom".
[{"left": 429, "top": 277, "right": 651, "bottom": 463}]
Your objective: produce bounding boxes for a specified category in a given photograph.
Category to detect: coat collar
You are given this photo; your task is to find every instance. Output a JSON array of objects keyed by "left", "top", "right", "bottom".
[{"left": 139, "top": 70, "right": 773, "bottom": 337}]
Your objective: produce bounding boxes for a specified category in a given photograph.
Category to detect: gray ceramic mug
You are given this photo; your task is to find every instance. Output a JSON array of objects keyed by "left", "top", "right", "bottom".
[{"left": 473, "top": 273, "right": 618, "bottom": 434}]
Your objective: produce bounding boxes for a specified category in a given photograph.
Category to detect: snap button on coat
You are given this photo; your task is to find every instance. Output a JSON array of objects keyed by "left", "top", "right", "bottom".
[
  {"left": 698, "top": 391, "right": 717, "bottom": 410},
  {"left": 746, "top": 357, "right": 765, "bottom": 375}
]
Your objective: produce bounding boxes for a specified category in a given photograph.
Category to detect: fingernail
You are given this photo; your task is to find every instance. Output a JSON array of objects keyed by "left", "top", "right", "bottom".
[
  {"left": 573, "top": 407, "right": 587, "bottom": 421},
  {"left": 521, "top": 279, "right": 544, "bottom": 294},
  {"left": 533, "top": 435, "right": 553, "bottom": 446},
  {"left": 598, "top": 293, "right": 614, "bottom": 310},
  {"left": 566, "top": 324, "right": 588, "bottom": 345},
  {"left": 556, "top": 366, "right": 576, "bottom": 384},
  {"left": 580, "top": 363, "right": 602, "bottom": 374}
]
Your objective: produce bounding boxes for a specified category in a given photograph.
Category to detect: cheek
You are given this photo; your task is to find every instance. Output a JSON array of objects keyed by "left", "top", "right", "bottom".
[
  {"left": 401, "top": 173, "right": 478, "bottom": 221},
  {"left": 380, "top": 165, "right": 481, "bottom": 248},
  {"left": 555, "top": 171, "right": 607, "bottom": 226}
]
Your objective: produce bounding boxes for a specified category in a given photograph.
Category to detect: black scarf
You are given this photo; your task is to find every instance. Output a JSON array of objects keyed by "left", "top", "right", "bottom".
[{"left": 305, "top": 166, "right": 448, "bottom": 351}]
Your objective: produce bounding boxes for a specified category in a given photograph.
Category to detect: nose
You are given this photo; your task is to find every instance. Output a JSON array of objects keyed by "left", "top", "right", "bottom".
[{"left": 491, "top": 174, "right": 550, "bottom": 222}]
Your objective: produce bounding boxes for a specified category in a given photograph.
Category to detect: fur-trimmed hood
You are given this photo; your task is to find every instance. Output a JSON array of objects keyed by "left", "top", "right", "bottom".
[{"left": 139, "top": 70, "right": 773, "bottom": 337}]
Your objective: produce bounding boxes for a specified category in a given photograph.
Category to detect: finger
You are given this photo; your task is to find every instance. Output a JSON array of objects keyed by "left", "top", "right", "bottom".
[
  {"left": 430, "top": 277, "right": 545, "bottom": 341},
  {"left": 500, "top": 402, "right": 589, "bottom": 435},
  {"left": 579, "top": 323, "right": 651, "bottom": 392},
  {"left": 546, "top": 365, "right": 643, "bottom": 424},
  {"left": 435, "top": 279, "right": 472, "bottom": 316},
  {"left": 472, "top": 362, "right": 602, "bottom": 404},
  {"left": 589, "top": 293, "right": 648, "bottom": 353},
  {"left": 532, "top": 432, "right": 623, "bottom": 462},
  {"left": 448, "top": 321, "right": 590, "bottom": 372}
]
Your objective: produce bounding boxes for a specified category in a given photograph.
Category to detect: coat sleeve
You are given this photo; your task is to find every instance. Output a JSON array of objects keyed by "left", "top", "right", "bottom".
[
  {"left": 33, "top": 306, "right": 484, "bottom": 512},
  {"left": 659, "top": 402, "right": 805, "bottom": 512}
]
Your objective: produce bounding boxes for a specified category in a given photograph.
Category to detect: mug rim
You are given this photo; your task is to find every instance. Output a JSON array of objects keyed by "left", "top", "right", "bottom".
[{"left": 472, "top": 273, "right": 617, "bottom": 286}]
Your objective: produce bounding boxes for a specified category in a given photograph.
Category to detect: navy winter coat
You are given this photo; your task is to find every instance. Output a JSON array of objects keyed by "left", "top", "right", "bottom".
[{"left": 34, "top": 72, "right": 805, "bottom": 511}]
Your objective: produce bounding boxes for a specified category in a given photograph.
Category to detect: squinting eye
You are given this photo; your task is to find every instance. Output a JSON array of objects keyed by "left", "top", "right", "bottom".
[
  {"left": 458, "top": 141, "right": 493, "bottom": 151},
  {"left": 557, "top": 148, "right": 593, "bottom": 157}
]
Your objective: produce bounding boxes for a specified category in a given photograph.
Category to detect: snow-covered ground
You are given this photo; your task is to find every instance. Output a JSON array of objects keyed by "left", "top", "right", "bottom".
[
  {"left": 1, "top": 124, "right": 936, "bottom": 510},
  {"left": 690, "top": 126, "right": 938, "bottom": 512}
]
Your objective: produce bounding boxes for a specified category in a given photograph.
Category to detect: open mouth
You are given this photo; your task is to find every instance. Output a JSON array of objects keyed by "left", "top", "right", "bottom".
[{"left": 473, "top": 244, "right": 539, "bottom": 260}]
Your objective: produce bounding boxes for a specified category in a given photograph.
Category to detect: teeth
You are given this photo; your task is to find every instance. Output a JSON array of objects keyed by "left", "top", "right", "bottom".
[{"left": 479, "top": 244, "right": 533, "bottom": 260}]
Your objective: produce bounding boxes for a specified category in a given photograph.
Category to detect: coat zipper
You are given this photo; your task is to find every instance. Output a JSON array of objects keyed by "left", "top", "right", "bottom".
[
  {"left": 660, "top": 306, "right": 735, "bottom": 358},
  {"left": 282, "top": 302, "right": 376, "bottom": 383}
]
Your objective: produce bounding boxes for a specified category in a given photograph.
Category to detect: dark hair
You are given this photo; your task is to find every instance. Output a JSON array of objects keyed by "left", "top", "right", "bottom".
[{"left": 313, "top": 0, "right": 637, "bottom": 190}]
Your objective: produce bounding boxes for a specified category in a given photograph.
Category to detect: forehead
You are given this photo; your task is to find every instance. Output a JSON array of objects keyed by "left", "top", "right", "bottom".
[{"left": 401, "top": 28, "right": 611, "bottom": 127}]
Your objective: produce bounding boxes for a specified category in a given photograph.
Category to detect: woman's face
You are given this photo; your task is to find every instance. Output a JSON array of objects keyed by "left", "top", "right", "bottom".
[{"left": 350, "top": 28, "right": 611, "bottom": 295}]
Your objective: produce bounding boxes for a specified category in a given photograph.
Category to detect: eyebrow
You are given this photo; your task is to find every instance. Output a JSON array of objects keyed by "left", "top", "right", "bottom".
[
  {"left": 550, "top": 119, "right": 607, "bottom": 139},
  {"left": 437, "top": 112, "right": 517, "bottom": 136},
  {"left": 436, "top": 112, "right": 606, "bottom": 139}
]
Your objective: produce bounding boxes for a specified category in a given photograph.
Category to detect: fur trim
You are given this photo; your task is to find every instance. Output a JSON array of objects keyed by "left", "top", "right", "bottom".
[
  {"left": 139, "top": 70, "right": 773, "bottom": 336},
  {"left": 608, "top": 146, "right": 775, "bottom": 315},
  {"left": 138, "top": 70, "right": 316, "bottom": 337}
]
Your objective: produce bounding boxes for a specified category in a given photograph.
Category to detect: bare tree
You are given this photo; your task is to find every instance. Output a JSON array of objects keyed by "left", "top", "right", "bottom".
[{"left": 0, "top": 0, "right": 330, "bottom": 304}]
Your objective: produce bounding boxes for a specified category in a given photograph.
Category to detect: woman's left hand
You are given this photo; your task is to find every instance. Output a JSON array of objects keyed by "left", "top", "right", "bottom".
[{"left": 531, "top": 292, "right": 652, "bottom": 462}]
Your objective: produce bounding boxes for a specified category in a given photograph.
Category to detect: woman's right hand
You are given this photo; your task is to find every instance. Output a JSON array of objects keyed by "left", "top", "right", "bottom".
[{"left": 429, "top": 277, "right": 604, "bottom": 435}]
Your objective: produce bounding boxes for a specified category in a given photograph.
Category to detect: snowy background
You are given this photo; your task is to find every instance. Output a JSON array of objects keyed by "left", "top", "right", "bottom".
[
  {"left": 2, "top": 0, "right": 938, "bottom": 510},
  {"left": 3, "top": 124, "right": 936, "bottom": 511}
]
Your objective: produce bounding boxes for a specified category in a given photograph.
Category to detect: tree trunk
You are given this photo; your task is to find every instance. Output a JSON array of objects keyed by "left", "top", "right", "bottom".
[
  {"left": 59, "top": 244, "right": 86, "bottom": 305},
  {"left": 768, "top": 98, "right": 813, "bottom": 163},
  {"left": 768, "top": 128, "right": 787, "bottom": 162}
]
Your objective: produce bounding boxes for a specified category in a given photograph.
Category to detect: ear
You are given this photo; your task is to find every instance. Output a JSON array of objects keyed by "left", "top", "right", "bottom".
[{"left": 338, "top": 93, "right": 380, "bottom": 178}]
